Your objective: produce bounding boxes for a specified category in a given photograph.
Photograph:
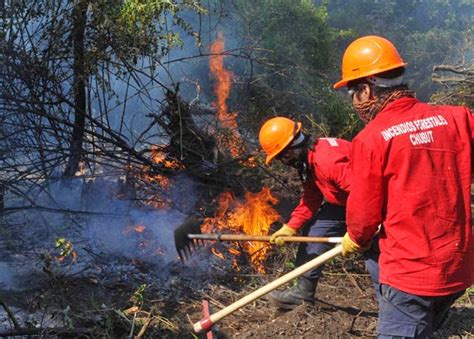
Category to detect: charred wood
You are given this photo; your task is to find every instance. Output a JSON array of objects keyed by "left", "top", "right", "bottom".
[
  {"left": 156, "top": 89, "right": 219, "bottom": 167},
  {"left": 0, "top": 297, "right": 19, "bottom": 329}
]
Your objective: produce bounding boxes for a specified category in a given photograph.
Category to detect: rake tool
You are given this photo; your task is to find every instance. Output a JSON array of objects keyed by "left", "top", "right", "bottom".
[
  {"left": 174, "top": 216, "right": 342, "bottom": 261},
  {"left": 193, "top": 245, "right": 343, "bottom": 333}
]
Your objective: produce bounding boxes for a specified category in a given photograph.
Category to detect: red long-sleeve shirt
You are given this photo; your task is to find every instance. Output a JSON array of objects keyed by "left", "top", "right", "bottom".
[
  {"left": 287, "top": 138, "right": 351, "bottom": 229},
  {"left": 347, "top": 97, "right": 473, "bottom": 296}
]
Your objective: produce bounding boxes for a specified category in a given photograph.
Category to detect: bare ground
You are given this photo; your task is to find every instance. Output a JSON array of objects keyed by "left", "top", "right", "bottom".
[
  {"left": 0, "top": 243, "right": 472, "bottom": 338},
  {"left": 0, "top": 181, "right": 471, "bottom": 337}
]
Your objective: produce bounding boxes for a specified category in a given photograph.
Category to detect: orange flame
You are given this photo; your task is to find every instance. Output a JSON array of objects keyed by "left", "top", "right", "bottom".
[
  {"left": 228, "top": 247, "right": 241, "bottom": 256},
  {"left": 210, "top": 32, "right": 245, "bottom": 158},
  {"left": 150, "top": 145, "right": 184, "bottom": 169},
  {"left": 142, "top": 168, "right": 171, "bottom": 189},
  {"left": 211, "top": 247, "right": 225, "bottom": 260},
  {"left": 134, "top": 145, "right": 186, "bottom": 210},
  {"left": 202, "top": 187, "right": 280, "bottom": 273},
  {"left": 232, "top": 259, "right": 241, "bottom": 271},
  {"left": 122, "top": 224, "right": 146, "bottom": 235},
  {"left": 75, "top": 161, "right": 85, "bottom": 177},
  {"left": 134, "top": 225, "right": 146, "bottom": 233}
]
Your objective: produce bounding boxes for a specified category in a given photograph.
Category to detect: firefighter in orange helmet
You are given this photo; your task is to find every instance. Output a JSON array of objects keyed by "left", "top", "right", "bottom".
[
  {"left": 335, "top": 35, "right": 473, "bottom": 337},
  {"left": 259, "top": 117, "right": 352, "bottom": 309}
]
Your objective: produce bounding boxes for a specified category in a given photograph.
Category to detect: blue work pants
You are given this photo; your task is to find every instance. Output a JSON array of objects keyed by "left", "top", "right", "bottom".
[
  {"left": 295, "top": 203, "right": 346, "bottom": 283},
  {"left": 364, "top": 240, "right": 464, "bottom": 338}
]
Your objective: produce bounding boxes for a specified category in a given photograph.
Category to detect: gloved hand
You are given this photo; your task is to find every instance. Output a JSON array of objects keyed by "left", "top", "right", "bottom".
[
  {"left": 270, "top": 224, "right": 297, "bottom": 246},
  {"left": 341, "top": 232, "right": 368, "bottom": 257}
]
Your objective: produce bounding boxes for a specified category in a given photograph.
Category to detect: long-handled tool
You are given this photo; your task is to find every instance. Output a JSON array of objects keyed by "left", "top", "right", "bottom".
[
  {"left": 174, "top": 216, "right": 342, "bottom": 261},
  {"left": 193, "top": 245, "right": 343, "bottom": 333}
]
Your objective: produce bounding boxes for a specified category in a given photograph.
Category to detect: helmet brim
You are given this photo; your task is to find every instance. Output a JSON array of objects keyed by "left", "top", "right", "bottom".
[
  {"left": 333, "top": 79, "right": 347, "bottom": 89},
  {"left": 264, "top": 121, "right": 302, "bottom": 166},
  {"left": 333, "top": 62, "right": 408, "bottom": 89}
]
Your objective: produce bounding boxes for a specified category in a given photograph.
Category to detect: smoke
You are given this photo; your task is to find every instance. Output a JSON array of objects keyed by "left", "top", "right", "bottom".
[
  {"left": 0, "top": 174, "right": 203, "bottom": 286},
  {"left": 87, "top": 204, "right": 186, "bottom": 265},
  {"left": 0, "top": 263, "right": 17, "bottom": 290},
  {"left": 0, "top": 2, "right": 253, "bottom": 292}
]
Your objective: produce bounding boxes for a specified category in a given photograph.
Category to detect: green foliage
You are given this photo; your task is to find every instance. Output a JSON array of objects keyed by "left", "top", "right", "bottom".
[
  {"left": 8, "top": 1, "right": 205, "bottom": 77},
  {"left": 306, "top": 87, "right": 362, "bottom": 139},
  {"left": 115, "top": 0, "right": 205, "bottom": 58},
  {"left": 232, "top": 0, "right": 357, "bottom": 139},
  {"left": 286, "top": 260, "right": 295, "bottom": 270},
  {"left": 85, "top": 0, "right": 205, "bottom": 66},
  {"left": 327, "top": 0, "right": 473, "bottom": 101},
  {"left": 55, "top": 237, "right": 77, "bottom": 261},
  {"left": 240, "top": 0, "right": 334, "bottom": 71},
  {"left": 130, "top": 283, "right": 147, "bottom": 307}
]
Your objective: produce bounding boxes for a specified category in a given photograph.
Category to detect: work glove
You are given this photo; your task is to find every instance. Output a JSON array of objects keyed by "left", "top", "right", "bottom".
[
  {"left": 341, "top": 232, "right": 368, "bottom": 257},
  {"left": 270, "top": 224, "right": 297, "bottom": 246}
]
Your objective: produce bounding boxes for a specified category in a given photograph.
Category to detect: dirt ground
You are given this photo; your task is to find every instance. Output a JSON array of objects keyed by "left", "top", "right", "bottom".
[
  {"left": 0, "top": 241, "right": 472, "bottom": 338},
  {"left": 0, "top": 181, "right": 472, "bottom": 337},
  {"left": 182, "top": 259, "right": 473, "bottom": 339}
]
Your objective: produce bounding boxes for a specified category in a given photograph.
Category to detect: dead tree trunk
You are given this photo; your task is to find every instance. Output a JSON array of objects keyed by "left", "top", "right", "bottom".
[
  {"left": 0, "top": 114, "right": 4, "bottom": 213},
  {"left": 1, "top": 0, "right": 6, "bottom": 212},
  {"left": 64, "top": 0, "right": 88, "bottom": 177}
]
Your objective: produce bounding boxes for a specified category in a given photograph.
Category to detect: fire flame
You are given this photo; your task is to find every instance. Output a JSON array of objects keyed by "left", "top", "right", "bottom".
[
  {"left": 123, "top": 224, "right": 146, "bottom": 235},
  {"left": 150, "top": 145, "right": 184, "bottom": 169},
  {"left": 145, "top": 145, "right": 184, "bottom": 190},
  {"left": 75, "top": 161, "right": 85, "bottom": 177},
  {"left": 136, "top": 145, "right": 185, "bottom": 209},
  {"left": 211, "top": 247, "right": 225, "bottom": 260},
  {"left": 122, "top": 224, "right": 166, "bottom": 258},
  {"left": 202, "top": 187, "right": 280, "bottom": 273},
  {"left": 209, "top": 32, "right": 245, "bottom": 158}
]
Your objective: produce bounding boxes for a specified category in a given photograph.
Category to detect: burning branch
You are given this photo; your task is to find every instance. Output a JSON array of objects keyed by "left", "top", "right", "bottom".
[
  {"left": 210, "top": 32, "right": 246, "bottom": 158},
  {"left": 202, "top": 187, "right": 281, "bottom": 273}
]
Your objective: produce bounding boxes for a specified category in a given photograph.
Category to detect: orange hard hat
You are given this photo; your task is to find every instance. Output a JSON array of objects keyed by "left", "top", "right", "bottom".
[
  {"left": 333, "top": 35, "right": 407, "bottom": 89},
  {"left": 259, "top": 117, "right": 302, "bottom": 165}
]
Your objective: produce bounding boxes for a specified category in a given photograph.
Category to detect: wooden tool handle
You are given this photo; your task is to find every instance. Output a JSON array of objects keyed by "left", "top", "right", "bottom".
[
  {"left": 193, "top": 245, "right": 343, "bottom": 333},
  {"left": 188, "top": 234, "right": 342, "bottom": 244}
]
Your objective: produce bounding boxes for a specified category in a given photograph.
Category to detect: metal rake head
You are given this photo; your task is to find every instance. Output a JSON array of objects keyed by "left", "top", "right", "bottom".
[{"left": 174, "top": 216, "right": 203, "bottom": 261}]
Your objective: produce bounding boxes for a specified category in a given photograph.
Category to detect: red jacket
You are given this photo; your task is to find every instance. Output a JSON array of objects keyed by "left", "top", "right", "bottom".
[
  {"left": 347, "top": 97, "right": 473, "bottom": 296},
  {"left": 287, "top": 138, "right": 351, "bottom": 229}
]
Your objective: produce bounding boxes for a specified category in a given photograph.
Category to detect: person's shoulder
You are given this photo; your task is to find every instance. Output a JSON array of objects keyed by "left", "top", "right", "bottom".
[
  {"left": 316, "top": 137, "right": 351, "bottom": 147},
  {"left": 353, "top": 121, "right": 379, "bottom": 141},
  {"left": 313, "top": 138, "right": 352, "bottom": 154},
  {"left": 418, "top": 103, "right": 472, "bottom": 124},
  {"left": 310, "top": 138, "right": 351, "bottom": 165},
  {"left": 430, "top": 103, "right": 471, "bottom": 114},
  {"left": 351, "top": 120, "right": 387, "bottom": 153}
]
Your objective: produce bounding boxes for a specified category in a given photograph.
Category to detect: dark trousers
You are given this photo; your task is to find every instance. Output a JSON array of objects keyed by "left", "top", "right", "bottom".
[
  {"left": 364, "top": 237, "right": 381, "bottom": 300},
  {"left": 296, "top": 203, "right": 346, "bottom": 282},
  {"left": 363, "top": 240, "right": 464, "bottom": 338},
  {"left": 376, "top": 284, "right": 464, "bottom": 338}
]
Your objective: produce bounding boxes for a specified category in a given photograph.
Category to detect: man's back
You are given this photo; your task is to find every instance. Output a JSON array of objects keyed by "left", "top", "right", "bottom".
[{"left": 348, "top": 96, "right": 473, "bottom": 296}]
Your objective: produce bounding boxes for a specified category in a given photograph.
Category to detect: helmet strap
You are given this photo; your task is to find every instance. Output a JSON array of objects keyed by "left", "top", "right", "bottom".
[
  {"left": 294, "top": 135, "right": 311, "bottom": 183},
  {"left": 367, "top": 75, "right": 403, "bottom": 88},
  {"left": 291, "top": 132, "right": 305, "bottom": 147}
]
